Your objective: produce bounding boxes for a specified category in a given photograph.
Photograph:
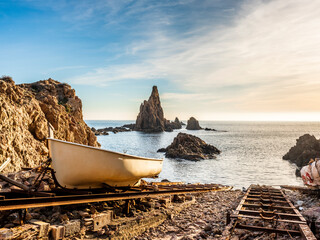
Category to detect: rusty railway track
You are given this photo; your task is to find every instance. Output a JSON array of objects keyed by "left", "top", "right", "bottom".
[
  {"left": 0, "top": 183, "right": 232, "bottom": 211},
  {"left": 230, "top": 185, "right": 316, "bottom": 240}
]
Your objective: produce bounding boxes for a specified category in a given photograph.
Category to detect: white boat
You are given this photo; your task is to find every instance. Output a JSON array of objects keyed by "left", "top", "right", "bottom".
[{"left": 47, "top": 138, "right": 163, "bottom": 189}]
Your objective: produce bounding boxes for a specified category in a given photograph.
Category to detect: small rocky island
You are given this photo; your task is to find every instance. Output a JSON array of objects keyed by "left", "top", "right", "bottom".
[
  {"left": 283, "top": 134, "right": 320, "bottom": 174},
  {"left": 92, "top": 86, "right": 219, "bottom": 135},
  {"left": 134, "top": 86, "right": 182, "bottom": 132},
  {"left": 158, "top": 133, "right": 220, "bottom": 161}
]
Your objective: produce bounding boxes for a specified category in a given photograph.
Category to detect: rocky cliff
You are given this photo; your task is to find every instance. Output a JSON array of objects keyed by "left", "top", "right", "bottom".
[
  {"left": 0, "top": 76, "right": 99, "bottom": 173},
  {"left": 283, "top": 134, "right": 320, "bottom": 168}
]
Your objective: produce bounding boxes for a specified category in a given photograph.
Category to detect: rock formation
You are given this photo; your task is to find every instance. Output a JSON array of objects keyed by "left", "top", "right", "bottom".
[
  {"left": 92, "top": 126, "right": 132, "bottom": 135},
  {"left": 172, "top": 117, "right": 182, "bottom": 129},
  {"left": 158, "top": 133, "right": 220, "bottom": 161},
  {"left": 0, "top": 76, "right": 99, "bottom": 173},
  {"left": 186, "top": 117, "right": 202, "bottom": 130},
  {"left": 283, "top": 134, "right": 320, "bottom": 168},
  {"left": 164, "top": 117, "right": 182, "bottom": 132},
  {"left": 134, "top": 86, "right": 171, "bottom": 132}
]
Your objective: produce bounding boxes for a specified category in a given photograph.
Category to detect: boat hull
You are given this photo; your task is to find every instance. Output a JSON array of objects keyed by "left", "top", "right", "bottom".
[{"left": 48, "top": 138, "right": 163, "bottom": 189}]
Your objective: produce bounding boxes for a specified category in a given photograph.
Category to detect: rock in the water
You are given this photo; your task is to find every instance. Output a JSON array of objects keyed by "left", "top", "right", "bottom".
[
  {"left": 283, "top": 134, "right": 320, "bottom": 168},
  {"left": 122, "top": 123, "right": 135, "bottom": 130},
  {"left": 92, "top": 126, "right": 131, "bottom": 135},
  {"left": 172, "top": 117, "right": 182, "bottom": 129},
  {"left": 205, "top": 128, "right": 216, "bottom": 131},
  {"left": 186, "top": 117, "right": 202, "bottom": 130},
  {"left": 158, "top": 133, "right": 220, "bottom": 161},
  {"left": 0, "top": 76, "right": 99, "bottom": 173},
  {"left": 134, "top": 86, "right": 166, "bottom": 132}
]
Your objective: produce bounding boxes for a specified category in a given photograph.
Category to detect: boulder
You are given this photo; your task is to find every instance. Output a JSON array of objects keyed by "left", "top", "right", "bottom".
[
  {"left": 283, "top": 134, "right": 320, "bottom": 168},
  {"left": 186, "top": 117, "right": 202, "bottom": 130},
  {"left": 0, "top": 76, "right": 99, "bottom": 173},
  {"left": 158, "top": 133, "right": 220, "bottom": 161},
  {"left": 134, "top": 86, "right": 166, "bottom": 132}
]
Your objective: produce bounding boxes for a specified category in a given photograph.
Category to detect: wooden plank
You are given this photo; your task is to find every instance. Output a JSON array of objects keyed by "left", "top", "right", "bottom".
[
  {"left": 280, "top": 185, "right": 319, "bottom": 193},
  {"left": 299, "top": 224, "right": 317, "bottom": 240},
  {"left": 242, "top": 203, "right": 295, "bottom": 211},
  {"left": 237, "top": 209, "right": 301, "bottom": 220},
  {"left": 231, "top": 214, "right": 306, "bottom": 225},
  {"left": 280, "top": 189, "right": 307, "bottom": 222},
  {"left": 10, "top": 189, "right": 56, "bottom": 197},
  {"left": 247, "top": 194, "right": 285, "bottom": 199},
  {"left": 0, "top": 158, "right": 11, "bottom": 172},
  {"left": 0, "top": 174, "right": 30, "bottom": 191},
  {"left": 245, "top": 197, "right": 288, "bottom": 204},
  {"left": 235, "top": 223, "right": 301, "bottom": 236},
  {"left": 233, "top": 185, "right": 251, "bottom": 215}
]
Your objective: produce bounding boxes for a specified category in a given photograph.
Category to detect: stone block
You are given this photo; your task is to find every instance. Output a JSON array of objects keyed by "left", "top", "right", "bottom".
[
  {"left": 50, "top": 225, "right": 65, "bottom": 240},
  {"left": 159, "top": 197, "right": 171, "bottom": 208},
  {"left": 64, "top": 220, "right": 81, "bottom": 236},
  {"left": 0, "top": 228, "right": 13, "bottom": 239},
  {"left": 93, "top": 211, "right": 113, "bottom": 231},
  {"left": 30, "top": 219, "right": 50, "bottom": 238}
]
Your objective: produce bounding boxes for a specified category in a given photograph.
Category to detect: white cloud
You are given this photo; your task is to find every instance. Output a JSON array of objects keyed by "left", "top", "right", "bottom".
[{"left": 70, "top": 0, "right": 320, "bottom": 114}]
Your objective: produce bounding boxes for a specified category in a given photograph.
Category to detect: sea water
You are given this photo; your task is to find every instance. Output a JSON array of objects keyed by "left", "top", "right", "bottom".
[{"left": 86, "top": 120, "right": 320, "bottom": 189}]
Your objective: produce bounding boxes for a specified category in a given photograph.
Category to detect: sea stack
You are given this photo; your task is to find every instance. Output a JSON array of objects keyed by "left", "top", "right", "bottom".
[
  {"left": 134, "top": 86, "right": 166, "bottom": 132},
  {"left": 186, "top": 117, "right": 202, "bottom": 130}
]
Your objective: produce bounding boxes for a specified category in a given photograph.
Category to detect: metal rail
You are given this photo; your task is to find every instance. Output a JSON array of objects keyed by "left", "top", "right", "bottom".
[
  {"left": 0, "top": 183, "right": 232, "bottom": 211},
  {"left": 230, "top": 185, "right": 316, "bottom": 240}
]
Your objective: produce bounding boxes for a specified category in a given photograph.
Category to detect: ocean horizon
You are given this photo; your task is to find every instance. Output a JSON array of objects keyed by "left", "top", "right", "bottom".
[{"left": 86, "top": 120, "right": 320, "bottom": 189}]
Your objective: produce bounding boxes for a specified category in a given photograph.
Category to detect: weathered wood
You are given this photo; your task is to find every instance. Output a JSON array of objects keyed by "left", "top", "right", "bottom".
[
  {"left": 0, "top": 158, "right": 11, "bottom": 172},
  {"left": 10, "top": 189, "right": 55, "bottom": 197},
  {"left": 235, "top": 223, "right": 301, "bottom": 236},
  {"left": 299, "top": 224, "right": 317, "bottom": 240},
  {"left": 231, "top": 214, "right": 306, "bottom": 225},
  {"left": 237, "top": 209, "right": 301, "bottom": 220},
  {"left": 0, "top": 174, "right": 30, "bottom": 191}
]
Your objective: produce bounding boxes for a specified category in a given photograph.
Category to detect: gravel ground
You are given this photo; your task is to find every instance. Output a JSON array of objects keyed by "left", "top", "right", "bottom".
[
  {"left": 135, "top": 188, "right": 319, "bottom": 240},
  {"left": 135, "top": 190, "right": 243, "bottom": 240}
]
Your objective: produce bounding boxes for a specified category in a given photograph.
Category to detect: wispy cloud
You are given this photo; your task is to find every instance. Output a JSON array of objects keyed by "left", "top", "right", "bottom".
[{"left": 67, "top": 0, "right": 320, "bottom": 114}]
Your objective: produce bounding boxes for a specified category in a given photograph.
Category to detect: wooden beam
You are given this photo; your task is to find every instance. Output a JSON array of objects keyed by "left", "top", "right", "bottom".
[{"left": 0, "top": 174, "right": 30, "bottom": 191}]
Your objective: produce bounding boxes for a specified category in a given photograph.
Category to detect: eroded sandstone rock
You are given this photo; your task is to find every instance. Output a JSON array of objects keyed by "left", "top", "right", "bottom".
[
  {"left": 158, "top": 133, "right": 220, "bottom": 161},
  {"left": 134, "top": 86, "right": 165, "bottom": 132},
  {"left": 0, "top": 76, "right": 99, "bottom": 172}
]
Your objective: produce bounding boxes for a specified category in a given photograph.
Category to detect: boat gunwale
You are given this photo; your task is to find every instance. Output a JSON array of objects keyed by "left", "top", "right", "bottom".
[{"left": 47, "top": 138, "right": 163, "bottom": 162}]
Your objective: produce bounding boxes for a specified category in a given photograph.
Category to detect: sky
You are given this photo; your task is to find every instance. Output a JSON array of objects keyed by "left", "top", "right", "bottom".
[{"left": 1, "top": 0, "right": 320, "bottom": 121}]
